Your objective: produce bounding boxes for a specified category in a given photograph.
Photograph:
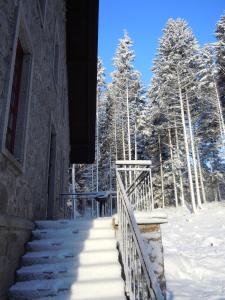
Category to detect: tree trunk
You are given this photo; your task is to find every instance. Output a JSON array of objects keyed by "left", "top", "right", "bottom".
[
  {"left": 109, "top": 147, "right": 113, "bottom": 215},
  {"left": 122, "top": 126, "right": 128, "bottom": 189},
  {"left": 158, "top": 134, "right": 165, "bottom": 208},
  {"left": 174, "top": 118, "right": 185, "bottom": 207},
  {"left": 213, "top": 77, "right": 225, "bottom": 138},
  {"left": 122, "top": 126, "right": 126, "bottom": 161},
  {"left": 196, "top": 147, "right": 207, "bottom": 203},
  {"left": 126, "top": 84, "right": 132, "bottom": 186},
  {"left": 135, "top": 122, "right": 137, "bottom": 160},
  {"left": 186, "top": 94, "right": 202, "bottom": 209},
  {"left": 109, "top": 147, "right": 112, "bottom": 192},
  {"left": 177, "top": 71, "right": 196, "bottom": 213},
  {"left": 96, "top": 96, "right": 99, "bottom": 192},
  {"left": 168, "top": 128, "right": 178, "bottom": 207},
  {"left": 114, "top": 107, "right": 118, "bottom": 160},
  {"left": 126, "top": 84, "right": 132, "bottom": 160},
  {"left": 217, "top": 184, "right": 222, "bottom": 201}
]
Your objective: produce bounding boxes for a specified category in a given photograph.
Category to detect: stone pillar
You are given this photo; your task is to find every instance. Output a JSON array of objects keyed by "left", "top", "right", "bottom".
[{"left": 135, "top": 211, "right": 167, "bottom": 300}]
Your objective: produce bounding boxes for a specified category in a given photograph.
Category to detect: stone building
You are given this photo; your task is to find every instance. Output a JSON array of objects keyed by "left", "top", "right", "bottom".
[{"left": 0, "top": 0, "right": 99, "bottom": 298}]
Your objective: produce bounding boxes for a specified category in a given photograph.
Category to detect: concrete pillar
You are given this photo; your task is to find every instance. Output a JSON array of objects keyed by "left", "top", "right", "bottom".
[{"left": 135, "top": 212, "right": 167, "bottom": 299}]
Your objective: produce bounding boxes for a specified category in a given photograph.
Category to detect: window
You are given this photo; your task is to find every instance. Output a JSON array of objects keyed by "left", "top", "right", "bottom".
[
  {"left": 0, "top": 5, "right": 33, "bottom": 169},
  {"left": 5, "top": 40, "right": 24, "bottom": 154}
]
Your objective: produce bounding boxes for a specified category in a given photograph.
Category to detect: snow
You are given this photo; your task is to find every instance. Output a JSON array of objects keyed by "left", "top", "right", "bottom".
[
  {"left": 9, "top": 218, "right": 126, "bottom": 300},
  {"left": 161, "top": 202, "right": 225, "bottom": 299}
]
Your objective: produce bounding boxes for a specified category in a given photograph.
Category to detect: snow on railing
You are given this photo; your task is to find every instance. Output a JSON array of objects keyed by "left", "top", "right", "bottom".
[{"left": 116, "top": 161, "right": 163, "bottom": 300}]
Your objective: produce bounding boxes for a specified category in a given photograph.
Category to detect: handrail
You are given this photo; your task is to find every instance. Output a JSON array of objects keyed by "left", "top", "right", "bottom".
[
  {"left": 126, "top": 170, "right": 149, "bottom": 196},
  {"left": 116, "top": 161, "right": 154, "bottom": 211},
  {"left": 116, "top": 160, "right": 152, "bottom": 165},
  {"left": 116, "top": 171, "right": 163, "bottom": 300}
]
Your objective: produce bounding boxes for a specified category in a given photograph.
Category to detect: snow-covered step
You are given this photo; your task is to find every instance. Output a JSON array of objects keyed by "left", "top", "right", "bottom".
[
  {"left": 32, "top": 228, "right": 115, "bottom": 240},
  {"left": 22, "top": 247, "right": 118, "bottom": 266},
  {"left": 39, "top": 294, "right": 126, "bottom": 300},
  {"left": 9, "top": 277, "right": 126, "bottom": 300},
  {"left": 70, "top": 279, "right": 126, "bottom": 300},
  {"left": 17, "top": 261, "right": 121, "bottom": 281},
  {"left": 32, "top": 228, "right": 79, "bottom": 239},
  {"left": 9, "top": 218, "right": 125, "bottom": 300},
  {"left": 28, "top": 229, "right": 115, "bottom": 245},
  {"left": 27, "top": 237, "right": 116, "bottom": 252},
  {"left": 21, "top": 249, "right": 78, "bottom": 266},
  {"left": 35, "top": 218, "right": 113, "bottom": 230},
  {"left": 9, "top": 278, "right": 74, "bottom": 300}
]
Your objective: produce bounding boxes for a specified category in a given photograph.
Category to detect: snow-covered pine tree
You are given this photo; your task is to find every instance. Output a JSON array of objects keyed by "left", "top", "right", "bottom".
[
  {"left": 197, "top": 45, "right": 225, "bottom": 139},
  {"left": 215, "top": 11, "right": 225, "bottom": 121},
  {"left": 111, "top": 31, "right": 145, "bottom": 162},
  {"left": 147, "top": 18, "right": 205, "bottom": 212},
  {"left": 99, "top": 84, "right": 118, "bottom": 192},
  {"left": 195, "top": 45, "right": 225, "bottom": 201},
  {"left": 96, "top": 57, "right": 106, "bottom": 191}
]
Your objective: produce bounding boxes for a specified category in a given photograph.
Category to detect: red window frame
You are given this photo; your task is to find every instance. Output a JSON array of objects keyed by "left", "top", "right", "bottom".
[{"left": 6, "top": 39, "right": 24, "bottom": 154}]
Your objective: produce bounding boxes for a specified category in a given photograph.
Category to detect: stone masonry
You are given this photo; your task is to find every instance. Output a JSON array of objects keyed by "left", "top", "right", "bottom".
[{"left": 0, "top": 1, "right": 70, "bottom": 298}]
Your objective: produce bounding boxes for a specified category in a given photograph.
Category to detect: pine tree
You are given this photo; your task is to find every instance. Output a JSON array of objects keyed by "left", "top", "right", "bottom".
[
  {"left": 99, "top": 84, "right": 118, "bottom": 191},
  {"left": 147, "top": 18, "right": 203, "bottom": 212},
  {"left": 111, "top": 31, "right": 145, "bottom": 162},
  {"left": 96, "top": 57, "right": 106, "bottom": 191},
  {"left": 215, "top": 11, "right": 225, "bottom": 120},
  {"left": 194, "top": 45, "right": 225, "bottom": 201}
]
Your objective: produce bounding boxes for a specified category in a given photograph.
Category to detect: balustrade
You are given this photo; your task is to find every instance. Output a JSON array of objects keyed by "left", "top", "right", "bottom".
[{"left": 116, "top": 161, "right": 164, "bottom": 300}]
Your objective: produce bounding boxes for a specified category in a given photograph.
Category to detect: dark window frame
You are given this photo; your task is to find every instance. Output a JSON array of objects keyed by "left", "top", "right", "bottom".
[
  {"left": 5, "top": 39, "right": 24, "bottom": 154},
  {"left": 0, "top": 4, "right": 34, "bottom": 172}
]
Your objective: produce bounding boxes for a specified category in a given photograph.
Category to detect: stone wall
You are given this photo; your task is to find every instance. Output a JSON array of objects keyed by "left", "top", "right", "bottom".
[
  {"left": 0, "top": 214, "right": 34, "bottom": 300},
  {"left": 0, "top": 1, "right": 70, "bottom": 297},
  {"left": 0, "top": 0, "right": 70, "bottom": 221}
]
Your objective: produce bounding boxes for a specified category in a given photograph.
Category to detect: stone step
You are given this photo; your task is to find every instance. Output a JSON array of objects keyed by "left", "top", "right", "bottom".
[
  {"left": 39, "top": 294, "right": 126, "bottom": 300},
  {"left": 22, "top": 249, "right": 119, "bottom": 266},
  {"left": 27, "top": 232, "right": 115, "bottom": 252},
  {"left": 22, "top": 249, "right": 77, "bottom": 266},
  {"left": 9, "top": 277, "right": 125, "bottom": 300},
  {"left": 17, "top": 261, "right": 121, "bottom": 281},
  {"left": 9, "top": 217, "right": 125, "bottom": 300},
  {"left": 32, "top": 226, "right": 114, "bottom": 240},
  {"left": 27, "top": 237, "right": 116, "bottom": 252},
  {"left": 70, "top": 279, "right": 126, "bottom": 300},
  {"left": 35, "top": 218, "right": 112, "bottom": 230}
]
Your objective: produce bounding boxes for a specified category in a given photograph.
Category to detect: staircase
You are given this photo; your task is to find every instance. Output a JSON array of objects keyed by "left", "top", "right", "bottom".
[{"left": 9, "top": 218, "right": 126, "bottom": 300}]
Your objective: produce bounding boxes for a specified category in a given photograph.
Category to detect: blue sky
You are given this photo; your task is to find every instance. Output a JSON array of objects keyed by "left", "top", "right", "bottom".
[{"left": 98, "top": 0, "right": 225, "bottom": 87}]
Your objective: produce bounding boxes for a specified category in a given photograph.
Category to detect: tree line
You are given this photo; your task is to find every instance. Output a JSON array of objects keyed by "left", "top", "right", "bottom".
[{"left": 75, "top": 12, "right": 225, "bottom": 213}]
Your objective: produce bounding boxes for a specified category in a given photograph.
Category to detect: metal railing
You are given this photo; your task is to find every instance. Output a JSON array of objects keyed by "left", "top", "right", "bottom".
[
  {"left": 116, "top": 161, "right": 163, "bottom": 300},
  {"left": 116, "top": 161, "right": 154, "bottom": 211}
]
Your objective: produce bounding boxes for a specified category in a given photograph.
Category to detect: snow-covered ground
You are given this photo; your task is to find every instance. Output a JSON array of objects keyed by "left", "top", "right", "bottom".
[{"left": 161, "top": 202, "right": 225, "bottom": 300}]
